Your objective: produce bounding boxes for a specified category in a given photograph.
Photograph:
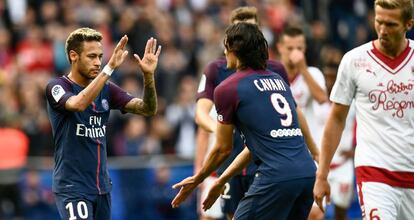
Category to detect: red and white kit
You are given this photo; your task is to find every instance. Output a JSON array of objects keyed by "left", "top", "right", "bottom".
[
  {"left": 330, "top": 40, "right": 414, "bottom": 220},
  {"left": 290, "top": 66, "right": 327, "bottom": 143}
]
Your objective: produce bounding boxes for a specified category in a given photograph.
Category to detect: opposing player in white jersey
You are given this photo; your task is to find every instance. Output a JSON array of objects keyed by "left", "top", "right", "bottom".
[
  {"left": 277, "top": 25, "right": 328, "bottom": 220},
  {"left": 277, "top": 26, "right": 329, "bottom": 143},
  {"left": 314, "top": 1, "right": 414, "bottom": 219},
  {"left": 318, "top": 47, "right": 356, "bottom": 220}
]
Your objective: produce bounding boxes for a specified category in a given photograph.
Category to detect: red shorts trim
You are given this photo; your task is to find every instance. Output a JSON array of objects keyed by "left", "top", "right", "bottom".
[{"left": 356, "top": 166, "right": 414, "bottom": 188}]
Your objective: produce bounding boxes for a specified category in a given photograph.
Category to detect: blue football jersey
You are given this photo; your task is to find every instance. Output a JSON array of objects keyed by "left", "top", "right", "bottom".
[
  {"left": 214, "top": 69, "right": 316, "bottom": 182},
  {"left": 45, "top": 76, "right": 133, "bottom": 194},
  {"left": 197, "top": 57, "right": 289, "bottom": 175}
]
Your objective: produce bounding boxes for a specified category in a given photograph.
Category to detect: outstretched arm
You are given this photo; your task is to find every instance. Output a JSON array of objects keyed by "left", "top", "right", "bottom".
[
  {"left": 202, "top": 146, "right": 251, "bottom": 211},
  {"left": 314, "top": 103, "right": 349, "bottom": 212},
  {"left": 171, "top": 123, "right": 234, "bottom": 208},
  {"left": 194, "top": 128, "right": 210, "bottom": 174},
  {"left": 65, "top": 36, "right": 129, "bottom": 112},
  {"left": 124, "top": 37, "right": 161, "bottom": 116},
  {"left": 296, "top": 107, "right": 319, "bottom": 162}
]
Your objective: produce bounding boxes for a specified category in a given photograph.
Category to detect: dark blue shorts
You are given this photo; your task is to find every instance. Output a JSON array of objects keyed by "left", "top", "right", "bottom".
[
  {"left": 55, "top": 192, "right": 111, "bottom": 220},
  {"left": 221, "top": 174, "right": 255, "bottom": 214},
  {"left": 234, "top": 175, "right": 315, "bottom": 220}
]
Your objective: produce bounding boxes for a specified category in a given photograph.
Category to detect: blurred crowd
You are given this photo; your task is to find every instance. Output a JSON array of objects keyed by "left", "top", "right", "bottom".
[
  {"left": 0, "top": 0, "right": 408, "bottom": 219},
  {"left": 0, "top": 0, "right": 385, "bottom": 159}
]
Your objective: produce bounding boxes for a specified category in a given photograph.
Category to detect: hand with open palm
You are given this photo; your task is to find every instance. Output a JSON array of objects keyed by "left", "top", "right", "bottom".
[
  {"left": 134, "top": 37, "right": 162, "bottom": 76},
  {"left": 107, "top": 35, "right": 129, "bottom": 69}
]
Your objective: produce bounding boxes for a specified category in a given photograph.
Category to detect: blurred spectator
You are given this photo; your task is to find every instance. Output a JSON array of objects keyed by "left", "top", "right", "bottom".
[
  {"left": 0, "top": 114, "right": 29, "bottom": 219},
  {"left": 166, "top": 76, "right": 197, "bottom": 159},
  {"left": 146, "top": 114, "right": 173, "bottom": 155},
  {"left": 113, "top": 116, "right": 152, "bottom": 156},
  {"left": 16, "top": 25, "right": 54, "bottom": 75},
  {"left": 149, "top": 163, "right": 180, "bottom": 220},
  {"left": 22, "top": 170, "right": 57, "bottom": 220},
  {"left": 17, "top": 77, "right": 53, "bottom": 156}
]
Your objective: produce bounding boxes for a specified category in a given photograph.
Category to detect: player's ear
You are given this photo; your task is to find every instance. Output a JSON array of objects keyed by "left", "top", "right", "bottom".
[
  {"left": 406, "top": 18, "right": 414, "bottom": 32},
  {"left": 69, "top": 50, "right": 79, "bottom": 63}
]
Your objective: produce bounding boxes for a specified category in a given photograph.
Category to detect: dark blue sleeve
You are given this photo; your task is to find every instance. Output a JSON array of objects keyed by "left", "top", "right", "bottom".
[
  {"left": 214, "top": 78, "right": 239, "bottom": 124},
  {"left": 45, "top": 78, "right": 74, "bottom": 112},
  {"left": 196, "top": 60, "right": 220, "bottom": 101},
  {"left": 267, "top": 60, "right": 290, "bottom": 86},
  {"left": 108, "top": 81, "right": 134, "bottom": 111}
]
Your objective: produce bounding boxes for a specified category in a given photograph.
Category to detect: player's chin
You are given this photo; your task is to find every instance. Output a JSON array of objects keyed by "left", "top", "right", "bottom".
[
  {"left": 379, "top": 38, "right": 391, "bottom": 46},
  {"left": 90, "top": 70, "right": 100, "bottom": 78}
]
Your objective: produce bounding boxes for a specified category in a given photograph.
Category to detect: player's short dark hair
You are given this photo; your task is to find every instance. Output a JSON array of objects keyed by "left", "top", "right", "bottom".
[
  {"left": 224, "top": 23, "right": 268, "bottom": 70},
  {"left": 65, "top": 27, "right": 103, "bottom": 64},
  {"left": 230, "top": 6, "right": 258, "bottom": 24},
  {"left": 278, "top": 25, "right": 305, "bottom": 43}
]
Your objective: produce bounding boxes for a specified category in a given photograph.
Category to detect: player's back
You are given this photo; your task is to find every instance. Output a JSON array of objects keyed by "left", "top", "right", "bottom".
[
  {"left": 215, "top": 69, "right": 316, "bottom": 182},
  {"left": 198, "top": 57, "right": 289, "bottom": 176}
]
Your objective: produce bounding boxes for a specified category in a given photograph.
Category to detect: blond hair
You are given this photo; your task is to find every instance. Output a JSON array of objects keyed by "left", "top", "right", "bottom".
[
  {"left": 65, "top": 27, "right": 103, "bottom": 64},
  {"left": 375, "top": 0, "right": 414, "bottom": 23},
  {"left": 229, "top": 6, "right": 258, "bottom": 24}
]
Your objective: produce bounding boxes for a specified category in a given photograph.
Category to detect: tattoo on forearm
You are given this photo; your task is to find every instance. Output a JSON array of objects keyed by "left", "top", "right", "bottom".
[{"left": 142, "top": 78, "right": 157, "bottom": 115}]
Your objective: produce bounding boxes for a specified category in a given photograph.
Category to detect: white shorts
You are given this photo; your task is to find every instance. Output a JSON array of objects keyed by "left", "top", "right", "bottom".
[
  {"left": 328, "top": 160, "right": 354, "bottom": 208},
  {"left": 199, "top": 176, "right": 224, "bottom": 219},
  {"left": 357, "top": 181, "right": 414, "bottom": 220}
]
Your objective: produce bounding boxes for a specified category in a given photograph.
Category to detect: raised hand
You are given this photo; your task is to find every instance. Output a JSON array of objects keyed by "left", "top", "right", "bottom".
[
  {"left": 108, "top": 35, "right": 129, "bottom": 69},
  {"left": 171, "top": 176, "right": 198, "bottom": 208},
  {"left": 289, "top": 49, "right": 307, "bottom": 71},
  {"left": 134, "top": 37, "right": 162, "bottom": 75},
  {"left": 202, "top": 180, "right": 225, "bottom": 211}
]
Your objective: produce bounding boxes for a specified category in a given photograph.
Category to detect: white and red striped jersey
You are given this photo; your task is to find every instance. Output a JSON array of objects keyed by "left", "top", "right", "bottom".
[{"left": 330, "top": 40, "right": 414, "bottom": 188}]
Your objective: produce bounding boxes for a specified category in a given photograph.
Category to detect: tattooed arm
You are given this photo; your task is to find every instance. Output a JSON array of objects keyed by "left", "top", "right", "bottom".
[
  {"left": 124, "top": 37, "right": 161, "bottom": 116},
  {"left": 124, "top": 75, "right": 157, "bottom": 116}
]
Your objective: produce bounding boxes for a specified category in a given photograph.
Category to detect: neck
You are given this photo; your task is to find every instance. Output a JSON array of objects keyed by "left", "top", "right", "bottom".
[
  {"left": 68, "top": 69, "right": 91, "bottom": 87},
  {"left": 375, "top": 38, "right": 407, "bottom": 58},
  {"left": 284, "top": 63, "right": 299, "bottom": 80}
]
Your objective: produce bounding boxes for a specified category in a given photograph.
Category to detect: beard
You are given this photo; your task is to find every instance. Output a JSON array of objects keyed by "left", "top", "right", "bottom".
[
  {"left": 77, "top": 58, "right": 99, "bottom": 80},
  {"left": 79, "top": 69, "right": 97, "bottom": 80}
]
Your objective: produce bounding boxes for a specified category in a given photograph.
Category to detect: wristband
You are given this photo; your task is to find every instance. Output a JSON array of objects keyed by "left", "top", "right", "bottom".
[{"left": 102, "top": 65, "right": 114, "bottom": 76}]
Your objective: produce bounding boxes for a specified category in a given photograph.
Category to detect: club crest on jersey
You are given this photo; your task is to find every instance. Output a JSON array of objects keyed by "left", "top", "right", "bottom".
[
  {"left": 217, "top": 114, "right": 224, "bottom": 122},
  {"left": 51, "top": 85, "right": 65, "bottom": 102},
  {"left": 102, "top": 99, "right": 109, "bottom": 111}
]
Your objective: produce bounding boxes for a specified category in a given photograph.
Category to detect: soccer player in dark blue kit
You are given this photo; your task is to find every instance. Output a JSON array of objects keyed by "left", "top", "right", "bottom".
[
  {"left": 194, "top": 7, "right": 319, "bottom": 220},
  {"left": 45, "top": 27, "right": 161, "bottom": 220},
  {"left": 194, "top": 6, "right": 292, "bottom": 220},
  {"left": 172, "top": 23, "right": 316, "bottom": 219}
]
